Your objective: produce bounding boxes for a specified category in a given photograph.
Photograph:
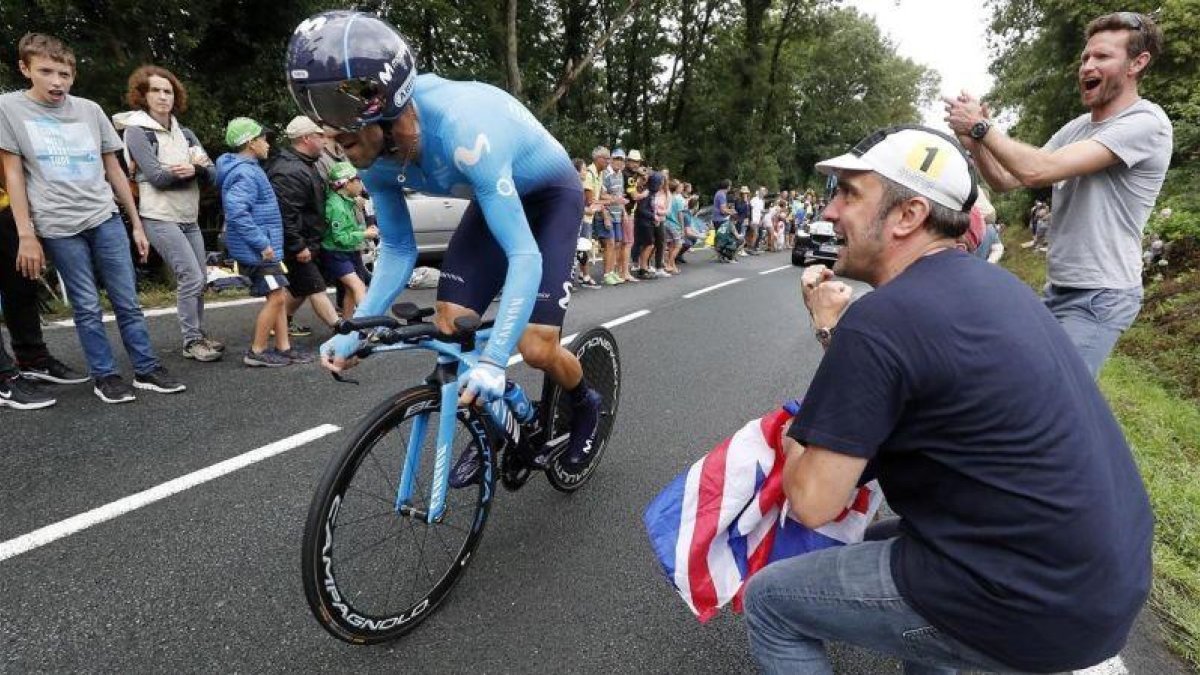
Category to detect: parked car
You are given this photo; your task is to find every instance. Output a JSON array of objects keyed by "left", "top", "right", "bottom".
[
  {"left": 406, "top": 190, "right": 469, "bottom": 261},
  {"left": 792, "top": 218, "right": 841, "bottom": 267}
]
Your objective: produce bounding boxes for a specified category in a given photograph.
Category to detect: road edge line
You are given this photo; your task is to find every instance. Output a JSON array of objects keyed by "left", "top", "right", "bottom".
[{"left": 0, "top": 424, "right": 342, "bottom": 563}]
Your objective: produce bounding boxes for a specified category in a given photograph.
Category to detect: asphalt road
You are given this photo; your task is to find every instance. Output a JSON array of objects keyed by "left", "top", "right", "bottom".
[{"left": 0, "top": 250, "right": 1190, "bottom": 674}]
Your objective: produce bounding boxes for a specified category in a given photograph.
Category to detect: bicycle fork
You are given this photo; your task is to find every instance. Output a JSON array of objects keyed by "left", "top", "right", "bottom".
[{"left": 395, "top": 356, "right": 463, "bottom": 524}]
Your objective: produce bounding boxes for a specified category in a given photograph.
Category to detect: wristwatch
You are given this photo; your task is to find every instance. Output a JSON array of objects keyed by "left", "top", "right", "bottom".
[
  {"left": 814, "top": 327, "right": 833, "bottom": 348},
  {"left": 969, "top": 119, "right": 992, "bottom": 141}
]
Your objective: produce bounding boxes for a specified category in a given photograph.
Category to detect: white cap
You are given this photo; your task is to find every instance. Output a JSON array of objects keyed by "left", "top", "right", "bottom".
[
  {"left": 285, "top": 115, "right": 324, "bottom": 139},
  {"left": 815, "top": 126, "right": 976, "bottom": 212},
  {"left": 627, "top": 149, "right": 643, "bottom": 162}
]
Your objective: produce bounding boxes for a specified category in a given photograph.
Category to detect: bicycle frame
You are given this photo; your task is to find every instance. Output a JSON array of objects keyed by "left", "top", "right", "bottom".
[{"left": 367, "top": 327, "right": 525, "bottom": 524}]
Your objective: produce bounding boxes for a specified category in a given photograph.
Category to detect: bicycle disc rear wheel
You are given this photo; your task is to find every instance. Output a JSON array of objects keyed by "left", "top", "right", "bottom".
[
  {"left": 544, "top": 326, "right": 622, "bottom": 492},
  {"left": 301, "top": 385, "right": 494, "bottom": 644}
]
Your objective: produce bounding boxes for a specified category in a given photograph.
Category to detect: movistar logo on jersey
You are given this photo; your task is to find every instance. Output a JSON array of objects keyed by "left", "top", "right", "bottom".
[{"left": 454, "top": 134, "right": 492, "bottom": 171}]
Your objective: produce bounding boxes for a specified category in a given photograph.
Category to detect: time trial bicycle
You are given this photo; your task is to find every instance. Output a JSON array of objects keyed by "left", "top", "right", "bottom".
[{"left": 300, "top": 302, "right": 621, "bottom": 644}]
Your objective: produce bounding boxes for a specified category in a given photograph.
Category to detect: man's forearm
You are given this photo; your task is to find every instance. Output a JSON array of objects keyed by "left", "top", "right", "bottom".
[
  {"left": 970, "top": 141, "right": 1023, "bottom": 193},
  {"left": 979, "top": 128, "right": 1057, "bottom": 190},
  {"left": 2, "top": 153, "right": 37, "bottom": 238},
  {"left": 104, "top": 155, "right": 143, "bottom": 228}
]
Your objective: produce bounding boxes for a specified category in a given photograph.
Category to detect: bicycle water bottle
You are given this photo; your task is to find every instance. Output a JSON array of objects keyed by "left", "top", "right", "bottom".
[{"left": 502, "top": 382, "right": 536, "bottom": 424}]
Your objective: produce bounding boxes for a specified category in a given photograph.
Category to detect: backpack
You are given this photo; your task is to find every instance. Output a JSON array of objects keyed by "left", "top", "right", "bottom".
[{"left": 117, "top": 126, "right": 201, "bottom": 202}]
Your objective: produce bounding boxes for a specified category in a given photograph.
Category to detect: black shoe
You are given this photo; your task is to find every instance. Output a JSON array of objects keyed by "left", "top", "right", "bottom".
[
  {"left": 448, "top": 441, "right": 483, "bottom": 488},
  {"left": 20, "top": 356, "right": 90, "bottom": 385},
  {"left": 560, "top": 387, "right": 602, "bottom": 472},
  {"left": 94, "top": 375, "right": 136, "bottom": 404},
  {"left": 133, "top": 367, "right": 187, "bottom": 394},
  {"left": 0, "top": 375, "right": 57, "bottom": 410}
]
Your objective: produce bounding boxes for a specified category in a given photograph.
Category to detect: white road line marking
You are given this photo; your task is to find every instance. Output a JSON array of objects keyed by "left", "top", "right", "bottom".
[
  {"left": 47, "top": 287, "right": 344, "bottom": 328},
  {"left": 760, "top": 265, "right": 792, "bottom": 275},
  {"left": 507, "top": 332, "right": 579, "bottom": 366},
  {"left": 0, "top": 424, "right": 342, "bottom": 563},
  {"left": 1072, "top": 656, "right": 1127, "bottom": 675},
  {"left": 50, "top": 296, "right": 265, "bottom": 328},
  {"left": 683, "top": 278, "right": 743, "bottom": 299},
  {"left": 602, "top": 309, "right": 650, "bottom": 329},
  {"left": 504, "top": 309, "right": 651, "bottom": 368}
]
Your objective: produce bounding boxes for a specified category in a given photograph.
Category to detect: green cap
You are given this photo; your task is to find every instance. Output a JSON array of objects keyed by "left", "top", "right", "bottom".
[
  {"left": 328, "top": 161, "right": 358, "bottom": 184},
  {"left": 225, "top": 117, "right": 265, "bottom": 148}
]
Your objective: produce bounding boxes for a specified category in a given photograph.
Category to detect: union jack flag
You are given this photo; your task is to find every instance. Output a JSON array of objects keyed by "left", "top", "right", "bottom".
[{"left": 644, "top": 403, "right": 882, "bottom": 622}]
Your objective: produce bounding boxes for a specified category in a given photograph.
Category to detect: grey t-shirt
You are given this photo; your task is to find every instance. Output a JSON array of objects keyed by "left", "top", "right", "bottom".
[
  {"left": 602, "top": 167, "right": 624, "bottom": 220},
  {"left": 1043, "top": 98, "right": 1172, "bottom": 289},
  {"left": 0, "top": 92, "right": 122, "bottom": 238}
]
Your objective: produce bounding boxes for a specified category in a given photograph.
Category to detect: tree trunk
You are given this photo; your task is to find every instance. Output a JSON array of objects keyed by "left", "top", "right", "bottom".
[
  {"left": 670, "top": 0, "right": 717, "bottom": 132},
  {"left": 760, "top": 0, "right": 806, "bottom": 134},
  {"left": 506, "top": 0, "right": 522, "bottom": 96},
  {"left": 538, "top": 0, "right": 640, "bottom": 115}
]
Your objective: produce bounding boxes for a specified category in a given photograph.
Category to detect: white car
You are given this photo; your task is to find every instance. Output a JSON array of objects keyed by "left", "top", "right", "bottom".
[{"left": 404, "top": 190, "right": 470, "bottom": 260}]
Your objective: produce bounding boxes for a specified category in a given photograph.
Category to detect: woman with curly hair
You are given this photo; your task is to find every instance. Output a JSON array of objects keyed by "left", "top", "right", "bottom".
[{"left": 113, "top": 65, "right": 223, "bottom": 361}]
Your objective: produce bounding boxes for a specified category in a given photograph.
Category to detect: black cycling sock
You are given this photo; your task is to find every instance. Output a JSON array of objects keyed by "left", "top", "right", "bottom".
[{"left": 568, "top": 378, "right": 591, "bottom": 405}]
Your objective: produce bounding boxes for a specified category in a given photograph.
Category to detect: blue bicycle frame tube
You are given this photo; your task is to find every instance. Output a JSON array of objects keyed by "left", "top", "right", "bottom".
[
  {"left": 396, "top": 410, "right": 429, "bottom": 511},
  {"left": 370, "top": 328, "right": 503, "bottom": 524}
]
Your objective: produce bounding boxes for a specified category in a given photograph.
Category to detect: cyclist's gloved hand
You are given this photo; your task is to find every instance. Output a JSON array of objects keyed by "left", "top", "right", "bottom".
[
  {"left": 458, "top": 360, "right": 506, "bottom": 406},
  {"left": 320, "top": 332, "right": 361, "bottom": 373}
]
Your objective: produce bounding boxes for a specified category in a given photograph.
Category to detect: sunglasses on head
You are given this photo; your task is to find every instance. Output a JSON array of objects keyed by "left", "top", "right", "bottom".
[{"left": 1114, "top": 11, "right": 1144, "bottom": 29}]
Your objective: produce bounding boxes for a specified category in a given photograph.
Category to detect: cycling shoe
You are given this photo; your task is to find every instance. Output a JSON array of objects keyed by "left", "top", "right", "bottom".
[{"left": 559, "top": 387, "right": 602, "bottom": 472}]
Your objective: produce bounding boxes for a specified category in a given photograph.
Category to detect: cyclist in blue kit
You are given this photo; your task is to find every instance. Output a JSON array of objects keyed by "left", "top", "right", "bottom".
[{"left": 287, "top": 11, "right": 601, "bottom": 483}]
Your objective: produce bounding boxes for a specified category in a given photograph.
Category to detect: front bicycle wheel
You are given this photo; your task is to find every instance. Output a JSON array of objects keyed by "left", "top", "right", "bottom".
[
  {"left": 544, "top": 326, "right": 622, "bottom": 492},
  {"left": 301, "top": 385, "right": 494, "bottom": 644}
]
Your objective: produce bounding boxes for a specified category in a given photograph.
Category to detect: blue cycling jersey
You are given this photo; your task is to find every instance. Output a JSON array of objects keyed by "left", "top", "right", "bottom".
[{"left": 354, "top": 74, "right": 579, "bottom": 367}]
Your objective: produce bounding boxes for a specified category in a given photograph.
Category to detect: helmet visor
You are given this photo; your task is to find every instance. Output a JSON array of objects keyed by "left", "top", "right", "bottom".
[{"left": 291, "top": 78, "right": 388, "bottom": 132}]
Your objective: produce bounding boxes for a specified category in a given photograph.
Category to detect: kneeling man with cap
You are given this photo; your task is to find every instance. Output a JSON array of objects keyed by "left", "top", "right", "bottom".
[{"left": 743, "top": 126, "right": 1152, "bottom": 674}]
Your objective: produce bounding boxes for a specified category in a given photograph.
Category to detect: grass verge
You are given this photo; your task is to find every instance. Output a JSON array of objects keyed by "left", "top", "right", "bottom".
[{"left": 999, "top": 225, "right": 1200, "bottom": 668}]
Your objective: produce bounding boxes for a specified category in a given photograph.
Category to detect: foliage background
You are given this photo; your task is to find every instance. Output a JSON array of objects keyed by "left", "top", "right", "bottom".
[{"left": 0, "top": 0, "right": 935, "bottom": 199}]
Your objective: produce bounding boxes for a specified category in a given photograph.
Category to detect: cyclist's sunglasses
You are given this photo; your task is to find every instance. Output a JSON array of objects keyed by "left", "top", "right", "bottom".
[{"left": 295, "top": 78, "right": 387, "bottom": 132}]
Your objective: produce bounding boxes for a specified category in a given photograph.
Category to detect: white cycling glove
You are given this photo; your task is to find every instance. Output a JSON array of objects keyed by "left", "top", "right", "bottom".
[
  {"left": 321, "top": 332, "right": 360, "bottom": 361},
  {"left": 458, "top": 361, "right": 506, "bottom": 403}
]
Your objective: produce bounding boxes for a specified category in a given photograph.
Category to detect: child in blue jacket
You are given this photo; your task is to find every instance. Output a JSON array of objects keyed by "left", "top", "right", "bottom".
[{"left": 215, "top": 118, "right": 301, "bottom": 367}]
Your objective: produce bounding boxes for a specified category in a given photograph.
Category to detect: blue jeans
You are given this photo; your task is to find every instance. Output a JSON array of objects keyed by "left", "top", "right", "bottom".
[
  {"left": 743, "top": 539, "right": 1018, "bottom": 675},
  {"left": 43, "top": 215, "right": 159, "bottom": 378},
  {"left": 1042, "top": 284, "right": 1142, "bottom": 379}
]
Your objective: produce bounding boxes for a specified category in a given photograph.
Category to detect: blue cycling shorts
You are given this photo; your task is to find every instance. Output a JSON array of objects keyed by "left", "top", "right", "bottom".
[{"left": 437, "top": 185, "right": 582, "bottom": 328}]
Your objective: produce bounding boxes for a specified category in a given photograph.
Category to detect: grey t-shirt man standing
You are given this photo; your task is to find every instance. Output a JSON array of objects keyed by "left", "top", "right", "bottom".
[
  {"left": 0, "top": 32, "right": 184, "bottom": 403},
  {"left": 944, "top": 12, "right": 1172, "bottom": 378},
  {"left": 1043, "top": 99, "right": 1171, "bottom": 288}
]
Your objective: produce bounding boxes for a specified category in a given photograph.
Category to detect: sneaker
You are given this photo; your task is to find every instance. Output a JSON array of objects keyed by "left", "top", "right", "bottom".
[
  {"left": 602, "top": 272, "right": 621, "bottom": 286},
  {"left": 133, "top": 367, "right": 187, "bottom": 394},
  {"left": 202, "top": 335, "right": 226, "bottom": 353},
  {"left": 20, "top": 356, "right": 90, "bottom": 385},
  {"left": 0, "top": 375, "right": 56, "bottom": 410},
  {"left": 448, "top": 441, "right": 483, "bottom": 489},
  {"left": 94, "top": 375, "right": 136, "bottom": 404},
  {"left": 580, "top": 278, "right": 601, "bottom": 289},
  {"left": 278, "top": 348, "right": 315, "bottom": 364},
  {"left": 243, "top": 349, "right": 291, "bottom": 368},
  {"left": 737, "top": 250, "right": 749, "bottom": 257},
  {"left": 183, "top": 339, "right": 223, "bottom": 362},
  {"left": 288, "top": 319, "right": 313, "bottom": 337},
  {"left": 560, "top": 387, "right": 602, "bottom": 472},
  {"left": 654, "top": 268, "right": 671, "bottom": 278}
]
